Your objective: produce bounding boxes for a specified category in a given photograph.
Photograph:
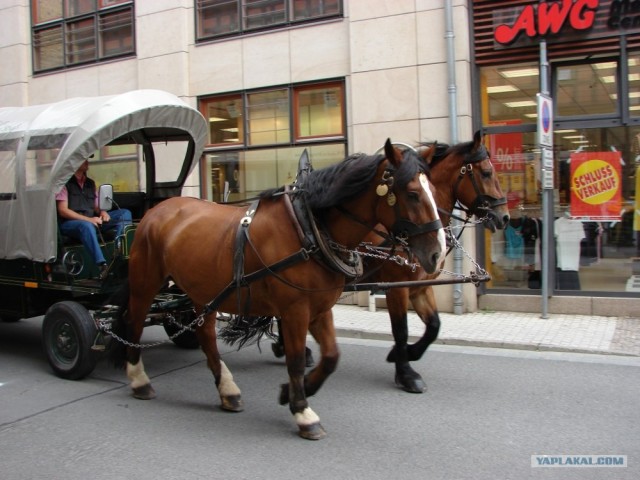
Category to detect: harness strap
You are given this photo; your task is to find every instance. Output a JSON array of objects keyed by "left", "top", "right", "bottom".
[{"left": 203, "top": 248, "right": 311, "bottom": 317}]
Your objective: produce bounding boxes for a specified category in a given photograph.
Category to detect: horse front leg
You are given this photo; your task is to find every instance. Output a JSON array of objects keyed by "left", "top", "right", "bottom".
[
  {"left": 277, "top": 313, "right": 325, "bottom": 440},
  {"left": 302, "top": 310, "right": 340, "bottom": 398},
  {"left": 384, "top": 287, "right": 426, "bottom": 393},
  {"left": 406, "top": 286, "right": 441, "bottom": 361},
  {"left": 196, "top": 310, "right": 243, "bottom": 412},
  {"left": 272, "top": 318, "right": 315, "bottom": 367}
]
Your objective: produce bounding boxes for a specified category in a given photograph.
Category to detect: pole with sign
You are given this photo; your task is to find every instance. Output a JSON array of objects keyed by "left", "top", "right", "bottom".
[{"left": 538, "top": 42, "right": 553, "bottom": 318}]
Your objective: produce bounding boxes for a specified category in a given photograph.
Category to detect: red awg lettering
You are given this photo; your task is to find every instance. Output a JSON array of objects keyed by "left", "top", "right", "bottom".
[{"left": 495, "top": 0, "right": 599, "bottom": 45}]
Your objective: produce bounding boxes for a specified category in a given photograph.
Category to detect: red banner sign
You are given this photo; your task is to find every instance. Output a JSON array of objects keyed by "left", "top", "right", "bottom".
[
  {"left": 569, "top": 151, "right": 622, "bottom": 219},
  {"left": 489, "top": 122, "right": 524, "bottom": 173},
  {"left": 494, "top": 0, "right": 599, "bottom": 45}
]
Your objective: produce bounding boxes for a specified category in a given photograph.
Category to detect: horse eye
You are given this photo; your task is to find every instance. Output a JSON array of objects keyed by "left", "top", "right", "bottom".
[
  {"left": 481, "top": 170, "right": 492, "bottom": 179},
  {"left": 408, "top": 191, "right": 421, "bottom": 202}
]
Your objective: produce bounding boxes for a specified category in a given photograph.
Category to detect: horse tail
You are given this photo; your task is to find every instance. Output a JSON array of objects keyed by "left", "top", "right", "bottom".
[
  {"left": 218, "top": 314, "right": 278, "bottom": 351},
  {"left": 105, "top": 279, "right": 130, "bottom": 370}
]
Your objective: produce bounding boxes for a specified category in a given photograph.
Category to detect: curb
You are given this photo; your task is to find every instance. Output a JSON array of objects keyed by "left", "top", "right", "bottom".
[{"left": 334, "top": 328, "right": 638, "bottom": 357}]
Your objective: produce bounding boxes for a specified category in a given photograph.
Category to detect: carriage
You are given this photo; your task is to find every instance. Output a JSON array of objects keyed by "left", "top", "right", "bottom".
[
  {"left": 1, "top": 89, "right": 506, "bottom": 439},
  {"left": 0, "top": 89, "right": 207, "bottom": 380}
]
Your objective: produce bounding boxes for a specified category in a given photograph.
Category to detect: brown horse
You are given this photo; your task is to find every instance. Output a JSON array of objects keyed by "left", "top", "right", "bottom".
[
  {"left": 268, "top": 131, "right": 509, "bottom": 392},
  {"left": 108, "top": 140, "right": 446, "bottom": 440},
  {"left": 370, "top": 130, "right": 510, "bottom": 393}
]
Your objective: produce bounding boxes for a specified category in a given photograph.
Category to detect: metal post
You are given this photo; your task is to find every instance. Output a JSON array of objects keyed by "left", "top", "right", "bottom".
[
  {"left": 539, "top": 41, "right": 552, "bottom": 319},
  {"left": 445, "top": 0, "right": 463, "bottom": 314}
]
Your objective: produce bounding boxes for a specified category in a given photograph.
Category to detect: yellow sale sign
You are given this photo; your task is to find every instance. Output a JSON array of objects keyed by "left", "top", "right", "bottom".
[{"left": 570, "top": 152, "right": 621, "bottom": 220}]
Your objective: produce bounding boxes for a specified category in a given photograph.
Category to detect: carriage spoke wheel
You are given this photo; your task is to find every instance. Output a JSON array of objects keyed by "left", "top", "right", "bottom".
[{"left": 42, "top": 301, "right": 98, "bottom": 380}]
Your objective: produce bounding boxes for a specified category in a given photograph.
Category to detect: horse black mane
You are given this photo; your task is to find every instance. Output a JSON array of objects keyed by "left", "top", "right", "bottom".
[
  {"left": 259, "top": 148, "right": 425, "bottom": 209},
  {"left": 422, "top": 139, "right": 487, "bottom": 170},
  {"left": 302, "top": 153, "right": 382, "bottom": 209}
]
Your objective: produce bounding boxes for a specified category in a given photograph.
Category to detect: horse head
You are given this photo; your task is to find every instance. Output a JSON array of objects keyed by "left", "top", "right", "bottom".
[
  {"left": 422, "top": 130, "right": 510, "bottom": 232},
  {"left": 381, "top": 139, "right": 447, "bottom": 274}
]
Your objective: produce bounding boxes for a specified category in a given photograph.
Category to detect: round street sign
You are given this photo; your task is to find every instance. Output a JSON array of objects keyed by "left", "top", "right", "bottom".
[{"left": 537, "top": 93, "right": 553, "bottom": 148}]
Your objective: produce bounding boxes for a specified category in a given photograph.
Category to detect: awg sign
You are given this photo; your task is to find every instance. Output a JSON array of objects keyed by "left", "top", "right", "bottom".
[{"left": 494, "top": 0, "right": 599, "bottom": 45}]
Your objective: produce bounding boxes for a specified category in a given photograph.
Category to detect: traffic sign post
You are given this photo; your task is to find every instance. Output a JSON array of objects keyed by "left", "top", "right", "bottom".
[{"left": 538, "top": 93, "right": 554, "bottom": 191}]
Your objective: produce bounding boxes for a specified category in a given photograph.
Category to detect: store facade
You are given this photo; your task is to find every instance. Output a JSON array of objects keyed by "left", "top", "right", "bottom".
[
  {"left": 473, "top": 0, "right": 639, "bottom": 314},
  {"left": 2, "top": 1, "right": 637, "bottom": 315}
]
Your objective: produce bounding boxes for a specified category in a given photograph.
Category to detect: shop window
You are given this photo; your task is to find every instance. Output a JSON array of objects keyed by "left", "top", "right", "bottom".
[
  {"left": 480, "top": 63, "right": 539, "bottom": 125},
  {"left": 195, "top": 0, "right": 342, "bottom": 41},
  {"left": 555, "top": 61, "right": 618, "bottom": 118},
  {"left": 199, "top": 81, "right": 346, "bottom": 202},
  {"left": 485, "top": 126, "right": 639, "bottom": 294},
  {"left": 31, "top": 0, "right": 134, "bottom": 73},
  {"left": 204, "top": 95, "right": 244, "bottom": 146},
  {"left": 247, "top": 89, "right": 290, "bottom": 145},
  {"left": 295, "top": 83, "right": 344, "bottom": 139}
]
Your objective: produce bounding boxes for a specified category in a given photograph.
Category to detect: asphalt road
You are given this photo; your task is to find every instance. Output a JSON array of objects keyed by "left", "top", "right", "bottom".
[{"left": 1, "top": 317, "right": 639, "bottom": 480}]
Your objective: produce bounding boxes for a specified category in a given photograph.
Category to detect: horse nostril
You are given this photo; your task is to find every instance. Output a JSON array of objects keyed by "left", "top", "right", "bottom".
[{"left": 503, "top": 214, "right": 510, "bottom": 225}]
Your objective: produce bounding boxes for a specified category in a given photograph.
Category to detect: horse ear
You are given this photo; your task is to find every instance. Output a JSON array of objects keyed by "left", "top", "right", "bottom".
[
  {"left": 473, "top": 130, "right": 482, "bottom": 148},
  {"left": 384, "top": 138, "right": 400, "bottom": 166},
  {"left": 421, "top": 141, "right": 438, "bottom": 166}
]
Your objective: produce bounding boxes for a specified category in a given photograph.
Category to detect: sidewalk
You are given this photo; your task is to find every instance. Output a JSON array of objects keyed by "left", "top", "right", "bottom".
[{"left": 331, "top": 304, "right": 640, "bottom": 357}]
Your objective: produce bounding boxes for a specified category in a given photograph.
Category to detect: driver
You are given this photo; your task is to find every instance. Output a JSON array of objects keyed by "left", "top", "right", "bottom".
[{"left": 56, "top": 155, "right": 132, "bottom": 279}]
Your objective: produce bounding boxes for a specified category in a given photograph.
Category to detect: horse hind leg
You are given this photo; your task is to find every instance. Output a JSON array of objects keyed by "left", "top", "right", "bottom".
[
  {"left": 121, "top": 266, "right": 168, "bottom": 400},
  {"left": 196, "top": 310, "right": 243, "bottom": 412},
  {"left": 125, "top": 296, "right": 157, "bottom": 400}
]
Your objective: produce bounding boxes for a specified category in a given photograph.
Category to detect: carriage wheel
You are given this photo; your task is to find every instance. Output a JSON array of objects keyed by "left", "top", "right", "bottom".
[
  {"left": 42, "top": 301, "right": 98, "bottom": 380},
  {"left": 163, "top": 311, "right": 200, "bottom": 349}
]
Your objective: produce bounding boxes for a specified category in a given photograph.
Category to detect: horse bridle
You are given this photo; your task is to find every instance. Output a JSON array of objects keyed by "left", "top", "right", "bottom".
[
  {"left": 451, "top": 144, "right": 507, "bottom": 220},
  {"left": 336, "top": 164, "right": 443, "bottom": 247}
]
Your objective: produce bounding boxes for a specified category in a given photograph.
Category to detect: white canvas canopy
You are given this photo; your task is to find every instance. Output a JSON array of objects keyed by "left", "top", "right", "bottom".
[{"left": 0, "top": 89, "right": 207, "bottom": 262}]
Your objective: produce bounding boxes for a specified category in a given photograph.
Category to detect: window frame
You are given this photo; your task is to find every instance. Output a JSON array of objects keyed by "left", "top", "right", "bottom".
[
  {"left": 195, "top": 0, "right": 343, "bottom": 43},
  {"left": 200, "top": 80, "right": 346, "bottom": 148},
  {"left": 31, "top": 0, "right": 135, "bottom": 74},
  {"left": 198, "top": 79, "right": 347, "bottom": 201}
]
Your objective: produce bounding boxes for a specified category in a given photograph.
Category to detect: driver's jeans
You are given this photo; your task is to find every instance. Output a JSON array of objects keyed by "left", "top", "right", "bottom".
[{"left": 59, "top": 209, "right": 132, "bottom": 265}]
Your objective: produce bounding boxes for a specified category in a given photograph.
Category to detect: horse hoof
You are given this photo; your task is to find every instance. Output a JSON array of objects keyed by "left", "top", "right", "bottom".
[
  {"left": 298, "top": 422, "right": 326, "bottom": 440},
  {"left": 132, "top": 384, "right": 156, "bottom": 400},
  {"left": 305, "top": 347, "right": 315, "bottom": 368},
  {"left": 395, "top": 374, "right": 426, "bottom": 394},
  {"left": 278, "top": 383, "right": 289, "bottom": 405},
  {"left": 221, "top": 395, "right": 244, "bottom": 412},
  {"left": 272, "top": 342, "right": 285, "bottom": 358}
]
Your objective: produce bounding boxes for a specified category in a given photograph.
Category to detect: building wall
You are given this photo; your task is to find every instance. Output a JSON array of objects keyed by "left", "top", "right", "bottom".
[{"left": 0, "top": 0, "right": 481, "bottom": 313}]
